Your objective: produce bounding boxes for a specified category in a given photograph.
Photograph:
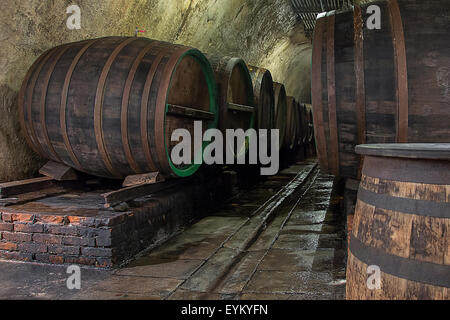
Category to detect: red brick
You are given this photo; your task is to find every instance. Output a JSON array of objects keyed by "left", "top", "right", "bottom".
[
  {"left": 0, "top": 241, "right": 17, "bottom": 251},
  {"left": 34, "top": 253, "right": 65, "bottom": 264},
  {"left": 47, "top": 225, "right": 78, "bottom": 236},
  {"left": 49, "top": 255, "right": 64, "bottom": 264},
  {"left": 76, "top": 227, "right": 100, "bottom": 237},
  {"left": 18, "top": 243, "right": 47, "bottom": 253},
  {"left": 34, "top": 214, "right": 65, "bottom": 225},
  {"left": 0, "top": 250, "right": 33, "bottom": 261},
  {"left": 64, "top": 256, "right": 96, "bottom": 266},
  {"left": 48, "top": 244, "right": 80, "bottom": 255},
  {"left": 67, "top": 216, "right": 86, "bottom": 225},
  {"left": 95, "top": 233, "right": 112, "bottom": 247},
  {"left": 14, "top": 223, "right": 44, "bottom": 233},
  {"left": 1, "top": 213, "right": 34, "bottom": 223},
  {"left": 81, "top": 247, "right": 112, "bottom": 257},
  {"left": 0, "top": 223, "right": 13, "bottom": 232},
  {"left": 32, "top": 233, "right": 62, "bottom": 244},
  {"left": 34, "top": 253, "right": 50, "bottom": 263},
  {"left": 95, "top": 257, "right": 113, "bottom": 268},
  {"left": 2, "top": 232, "right": 32, "bottom": 242},
  {"left": 62, "top": 236, "right": 95, "bottom": 247}
]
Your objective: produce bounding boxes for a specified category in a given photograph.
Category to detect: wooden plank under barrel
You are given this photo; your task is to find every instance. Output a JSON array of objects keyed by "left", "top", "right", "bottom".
[
  {"left": 247, "top": 65, "right": 275, "bottom": 130},
  {"left": 18, "top": 37, "right": 219, "bottom": 179},
  {"left": 311, "top": 0, "right": 450, "bottom": 179},
  {"left": 346, "top": 143, "right": 450, "bottom": 300}
]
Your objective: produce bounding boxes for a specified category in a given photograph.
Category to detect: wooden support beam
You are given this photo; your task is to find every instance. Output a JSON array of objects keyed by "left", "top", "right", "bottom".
[
  {"left": 227, "top": 102, "right": 254, "bottom": 113},
  {"left": 39, "top": 161, "right": 78, "bottom": 181},
  {"left": 102, "top": 180, "right": 182, "bottom": 208},
  {"left": 167, "top": 104, "right": 215, "bottom": 121},
  {"left": 0, "top": 177, "right": 55, "bottom": 199},
  {"left": 122, "top": 172, "right": 164, "bottom": 187},
  {"left": 0, "top": 186, "right": 66, "bottom": 207}
]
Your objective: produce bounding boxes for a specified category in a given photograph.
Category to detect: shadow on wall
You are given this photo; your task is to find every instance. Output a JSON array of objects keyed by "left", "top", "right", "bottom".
[
  {"left": 0, "top": 0, "right": 312, "bottom": 182},
  {"left": 0, "top": 85, "right": 43, "bottom": 181}
]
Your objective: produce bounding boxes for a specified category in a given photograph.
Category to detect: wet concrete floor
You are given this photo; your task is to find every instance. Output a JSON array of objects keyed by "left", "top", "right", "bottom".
[{"left": 0, "top": 160, "right": 347, "bottom": 299}]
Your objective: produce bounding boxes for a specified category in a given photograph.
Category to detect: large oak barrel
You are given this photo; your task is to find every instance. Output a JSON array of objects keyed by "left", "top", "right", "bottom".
[
  {"left": 347, "top": 143, "right": 450, "bottom": 300},
  {"left": 294, "top": 101, "right": 304, "bottom": 155},
  {"left": 312, "top": 0, "right": 450, "bottom": 179},
  {"left": 304, "top": 104, "right": 314, "bottom": 145},
  {"left": 299, "top": 103, "right": 308, "bottom": 146},
  {"left": 284, "top": 97, "right": 298, "bottom": 152},
  {"left": 304, "top": 104, "right": 315, "bottom": 157},
  {"left": 19, "top": 37, "right": 218, "bottom": 179},
  {"left": 247, "top": 65, "right": 275, "bottom": 130},
  {"left": 295, "top": 102, "right": 308, "bottom": 159},
  {"left": 273, "top": 82, "right": 287, "bottom": 150},
  {"left": 206, "top": 55, "right": 255, "bottom": 157}
]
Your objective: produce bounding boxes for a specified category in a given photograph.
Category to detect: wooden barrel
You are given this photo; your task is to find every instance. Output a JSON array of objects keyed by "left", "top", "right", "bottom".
[
  {"left": 305, "top": 103, "right": 315, "bottom": 157},
  {"left": 294, "top": 101, "right": 304, "bottom": 151},
  {"left": 273, "top": 82, "right": 287, "bottom": 150},
  {"left": 299, "top": 102, "right": 308, "bottom": 146},
  {"left": 19, "top": 37, "right": 218, "bottom": 179},
  {"left": 247, "top": 65, "right": 275, "bottom": 130},
  {"left": 304, "top": 104, "right": 314, "bottom": 145},
  {"left": 284, "top": 97, "right": 298, "bottom": 151},
  {"left": 312, "top": 0, "right": 450, "bottom": 179},
  {"left": 206, "top": 55, "right": 255, "bottom": 157},
  {"left": 347, "top": 143, "right": 450, "bottom": 300}
]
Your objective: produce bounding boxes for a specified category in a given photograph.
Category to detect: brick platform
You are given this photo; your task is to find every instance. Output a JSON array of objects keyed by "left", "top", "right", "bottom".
[{"left": 0, "top": 170, "right": 236, "bottom": 268}]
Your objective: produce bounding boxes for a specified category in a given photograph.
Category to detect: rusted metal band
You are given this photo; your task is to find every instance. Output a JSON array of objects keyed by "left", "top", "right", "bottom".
[
  {"left": 61, "top": 39, "right": 100, "bottom": 169},
  {"left": 94, "top": 37, "right": 137, "bottom": 178},
  {"left": 311, "top": 17, "right": 329, "bottom": 172},
  {"left": 121, "top": 40, "right": 157, "bottom": 174},
  {"left": 354, "top": 5, "right": 366, "bottom": 179},
  {"left": 358, "top": 188, "right": 450, "bottom": 218},
  {"left": 349, "top": 234, "right": 450, "bottom": 288},
  {"left": 326, "top": 14, "right": 339, "bottom": 176},
  {"left": 39, "top": 46, "right": 70, "bottom": 163},
  {"left": 388, "top": 0, "right": 409, "bottom": 143},
  {"left": 18, "top": 49, "right": 53, "bottom": 156},
  {"left": 154, "top": 46, "right": 191, "bottom": 175},
  {"left": 361, "top": 174, "right": 450, "bottom": 203},
  {"left": 140, "top": 47, "right": 168, "bottom": 173},
  {"left": 25, "top": 47, "right": 58, "bottom": 159}
]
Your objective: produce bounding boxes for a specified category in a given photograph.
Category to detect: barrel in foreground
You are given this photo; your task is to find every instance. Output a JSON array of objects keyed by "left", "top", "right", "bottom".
[
  {"left": 19, "top": 37, "right": 218, "bottom": 179},
  {"left": 346, "top": 143, "right": 450, "bottom": 300}
]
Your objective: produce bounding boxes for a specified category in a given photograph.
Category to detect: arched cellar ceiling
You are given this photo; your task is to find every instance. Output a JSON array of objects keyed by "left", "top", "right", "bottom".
[{"left": 291, "top": 0, "right": 375, "bottom": 37}]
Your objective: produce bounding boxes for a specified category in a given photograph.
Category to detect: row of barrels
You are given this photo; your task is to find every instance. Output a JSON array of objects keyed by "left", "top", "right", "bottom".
[{"left": 18, "top": 36, "right": 313, "bottom": 180}]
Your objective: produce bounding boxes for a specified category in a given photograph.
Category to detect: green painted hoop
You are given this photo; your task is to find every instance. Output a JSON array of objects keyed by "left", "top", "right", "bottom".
[{"left": 164, "top": 48, "right": 219, "bottom": 177}]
